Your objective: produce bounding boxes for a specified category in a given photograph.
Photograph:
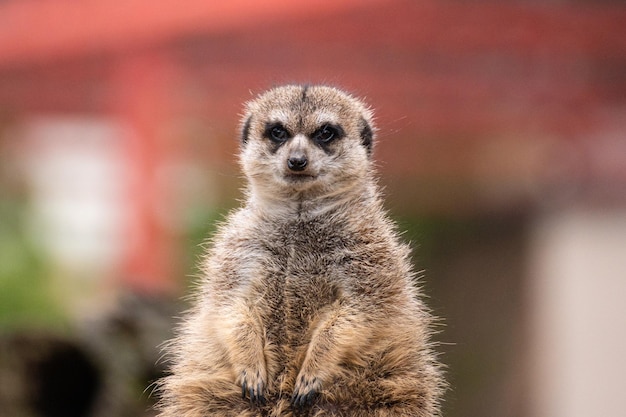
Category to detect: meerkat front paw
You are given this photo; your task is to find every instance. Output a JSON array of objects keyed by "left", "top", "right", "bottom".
[
  {"left": 291, "top": 373, "right": 321, "bottom": 408},
  {"left": 238, "top": 367, "right": 267, "bottom": 405}
]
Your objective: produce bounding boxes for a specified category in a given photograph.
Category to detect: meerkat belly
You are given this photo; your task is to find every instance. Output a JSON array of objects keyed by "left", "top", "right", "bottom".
[
  {"left": 261, "top": 231, "right": 344, "bottom": 364},
  {"left": 283, "top": 270, "right": 340, "bottom": 341},
  {"left": 260, "top": 221, "right": 343, "bottom": 334}
]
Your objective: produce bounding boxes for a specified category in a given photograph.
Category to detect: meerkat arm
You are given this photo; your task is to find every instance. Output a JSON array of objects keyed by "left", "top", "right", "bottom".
[
  {"left": 291, "top": 300, "right": 374, "bottom": 406},
  {"left": 211, "top": 296, "right": 268, "bottom": 404}
]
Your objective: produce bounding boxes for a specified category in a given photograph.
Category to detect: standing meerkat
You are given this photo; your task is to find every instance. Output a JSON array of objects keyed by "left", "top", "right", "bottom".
[{"left": 156, "top": 85, "right": 444, "bottom": 417}]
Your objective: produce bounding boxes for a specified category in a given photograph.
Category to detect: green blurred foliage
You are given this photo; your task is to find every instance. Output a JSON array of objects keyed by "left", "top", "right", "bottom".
[{"left": 0, "top": 200, "right": 67, "bottom": 332}]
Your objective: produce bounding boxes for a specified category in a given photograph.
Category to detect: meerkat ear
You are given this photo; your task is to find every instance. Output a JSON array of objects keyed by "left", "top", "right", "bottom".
[
  {"left": 241, "top": 116, "right": 252, "bottom": 144},
  {"left": 359, "top": 117, "right": 374, "bottom": 155}
]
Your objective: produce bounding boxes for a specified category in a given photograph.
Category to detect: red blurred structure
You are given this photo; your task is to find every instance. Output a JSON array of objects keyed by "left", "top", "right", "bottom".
[{"left": 0, "top": 0, "right": 624, "bottom": 291}]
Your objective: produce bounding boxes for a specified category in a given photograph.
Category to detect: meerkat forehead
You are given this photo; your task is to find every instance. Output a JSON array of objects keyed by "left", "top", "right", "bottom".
[{"left": 240, "top": 85, "right": 375, "bottom": 153}]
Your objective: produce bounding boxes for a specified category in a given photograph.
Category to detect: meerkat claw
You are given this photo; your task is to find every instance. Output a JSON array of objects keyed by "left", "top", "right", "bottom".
[{"left": 291, "top": 376, "right": 320, "bottom": 408}]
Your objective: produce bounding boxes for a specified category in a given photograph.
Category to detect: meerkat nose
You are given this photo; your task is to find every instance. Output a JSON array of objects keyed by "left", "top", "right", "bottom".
[{"left": 287, "top": 155, "right": 308, "bottom": 172}]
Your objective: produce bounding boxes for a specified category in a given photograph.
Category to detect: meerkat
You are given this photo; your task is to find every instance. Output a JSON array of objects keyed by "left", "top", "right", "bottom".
[{"left": 156, "top": 85, "right": 444, "bottom": 417}]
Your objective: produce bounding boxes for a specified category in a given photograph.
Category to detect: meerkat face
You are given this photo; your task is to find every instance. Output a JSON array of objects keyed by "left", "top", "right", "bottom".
[{"left": 239, "top": 85, "right": 375, "bottom": 201}]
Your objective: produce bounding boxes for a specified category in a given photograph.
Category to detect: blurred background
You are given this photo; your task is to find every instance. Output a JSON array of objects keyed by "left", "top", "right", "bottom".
[{"left": 0, "top": 1, "right": 625, "bottom": 416}]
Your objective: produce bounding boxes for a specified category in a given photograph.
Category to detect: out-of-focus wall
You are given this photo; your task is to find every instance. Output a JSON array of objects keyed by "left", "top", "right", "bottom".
[{"left": 529, "top": 206, "right": 626, "bottom": 417}]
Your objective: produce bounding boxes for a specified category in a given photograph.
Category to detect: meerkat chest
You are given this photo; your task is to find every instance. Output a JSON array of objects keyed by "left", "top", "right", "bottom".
[{"left": 258, "top": 218, "right": 351, "bottom": 338}]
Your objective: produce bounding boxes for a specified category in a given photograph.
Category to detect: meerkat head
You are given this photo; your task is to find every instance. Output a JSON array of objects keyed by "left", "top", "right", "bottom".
[{"left": 239, "top": 85, "right": 376, "bottom": 205}]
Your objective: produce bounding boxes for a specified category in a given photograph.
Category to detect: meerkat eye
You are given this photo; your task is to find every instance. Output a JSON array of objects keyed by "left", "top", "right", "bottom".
[
  {"left": 313, "top": 124, "right": 341, "bottom": 144},
  {"left": 265, "top": 123, "right": 290, "bottom": 143}
]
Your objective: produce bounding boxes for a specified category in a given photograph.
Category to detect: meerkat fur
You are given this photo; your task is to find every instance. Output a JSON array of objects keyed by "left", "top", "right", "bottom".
[{"left": 156, "top": 85, "right": 444, "bottom": 417}]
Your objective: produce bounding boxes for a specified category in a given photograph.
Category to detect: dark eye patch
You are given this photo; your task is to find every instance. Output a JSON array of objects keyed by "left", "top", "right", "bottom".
[
  {"left": 264, "top": 122, "right": 291, "bottom": 144},
  {"left": 312, "top": 124, "right": 344, "bottom": 147}
]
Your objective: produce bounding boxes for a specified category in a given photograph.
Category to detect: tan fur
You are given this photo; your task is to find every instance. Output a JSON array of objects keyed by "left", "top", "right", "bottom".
[{"left": 156, "top": 85, "right": 444, "bottom": 416}]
